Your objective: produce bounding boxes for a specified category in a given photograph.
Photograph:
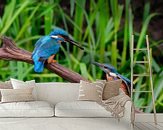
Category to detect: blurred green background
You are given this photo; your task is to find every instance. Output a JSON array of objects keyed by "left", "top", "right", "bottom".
[{"left": 0, "top": 0, "right": 162, "bottom": 113}]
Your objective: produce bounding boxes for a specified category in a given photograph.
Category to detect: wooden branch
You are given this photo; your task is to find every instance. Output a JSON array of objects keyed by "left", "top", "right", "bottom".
[{"left": 0, "top": 36, "right": 88, "bottom": 83}]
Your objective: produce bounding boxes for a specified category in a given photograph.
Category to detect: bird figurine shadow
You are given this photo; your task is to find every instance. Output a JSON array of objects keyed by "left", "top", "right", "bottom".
[
  {"left": 92, "top": 62, "right": 131, "bottom": 95},
  {"left": 32, "top": 28, "right": 84, "bottom": 73}
]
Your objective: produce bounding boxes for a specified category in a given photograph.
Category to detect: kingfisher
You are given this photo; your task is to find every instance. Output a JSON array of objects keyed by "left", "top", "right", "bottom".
[
  {"left": 32, "top": 28, "right": 84, "bottom": 73},
  {"left": 92, "top": 62, "right": 131, "bottom": 95}
]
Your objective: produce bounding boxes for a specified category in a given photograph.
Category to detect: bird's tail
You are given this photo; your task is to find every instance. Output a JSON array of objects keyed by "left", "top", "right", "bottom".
[{"left": 32, "top": 54, "right": 44, "bottom": 73}]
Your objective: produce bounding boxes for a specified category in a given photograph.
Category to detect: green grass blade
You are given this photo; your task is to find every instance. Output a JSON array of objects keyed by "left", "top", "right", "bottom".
[
  {"left": 0, "top": 0, "right": 15, "bottom": 31},
  {"left": 136, "top": 13, "right": 158, "bottom": 49},
  {"left": 44, "top": 4, "right": 53, "bottom": 35},
  {"left": 121, "top": 0, "right": 130, "bottom": 66},
  {"left": 70, "top": 0, "right": 75, "bottom": 17},
  {"left": 111, "top": 41, "right": 117, "bottom": 67},
  {"left": 73, "top": 0, "right": 86, "bottom": 41},
  {"left": 15, "top": 5, "right": 40, "bottom": 41},
  {"left": 80, "top": 63, "right": 94, "bottom": 81},
  {"left": 1, "top": 1, "right": 29, "bottom": 34},
  {"left": 143, "top": 2, "right": 150, "bottom": 22}
]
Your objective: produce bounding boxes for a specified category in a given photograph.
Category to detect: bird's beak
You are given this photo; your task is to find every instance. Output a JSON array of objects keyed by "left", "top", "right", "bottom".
[
  {"left": 65, "top": 37, "right": 84, "bottom": 50},
  {"left": 92, "top": 62, "right": 103, "bottom": 68},
  {"left": 92, "top": 62, "right": 110, "bottom": 73}
]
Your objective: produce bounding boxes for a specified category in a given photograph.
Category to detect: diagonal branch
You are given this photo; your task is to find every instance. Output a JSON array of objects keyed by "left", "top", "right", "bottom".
[{"left": 0, "top": 36, "right": 88, "bottom": 83}]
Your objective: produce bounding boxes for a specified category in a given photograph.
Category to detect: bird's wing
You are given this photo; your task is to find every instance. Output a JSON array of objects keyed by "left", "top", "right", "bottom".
[
  {"left": 35, "top": 37, "right": 45, "bottom": 48},
  {"left": 32, "top": 36, "right": 45, "bottom": 56},
  {"left": 117, "top": 74, "right": 131, "bottom": 95},
  {"left": 118, "top": 74, "right": 131, "bottom": 85},
  {"left": 37, "top": 38, "right": 60, "bottom": 58}
]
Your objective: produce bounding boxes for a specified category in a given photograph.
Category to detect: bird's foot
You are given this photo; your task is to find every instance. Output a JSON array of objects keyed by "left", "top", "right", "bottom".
[
  {"left": 52, "top": 60, "right": 57, "bottom": 63},
  {"left": 48, "top": 55, "right": 56, "bottom": 64},
  {"left": 47, "top": 58, "right": 57, "bottom": 64}
]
